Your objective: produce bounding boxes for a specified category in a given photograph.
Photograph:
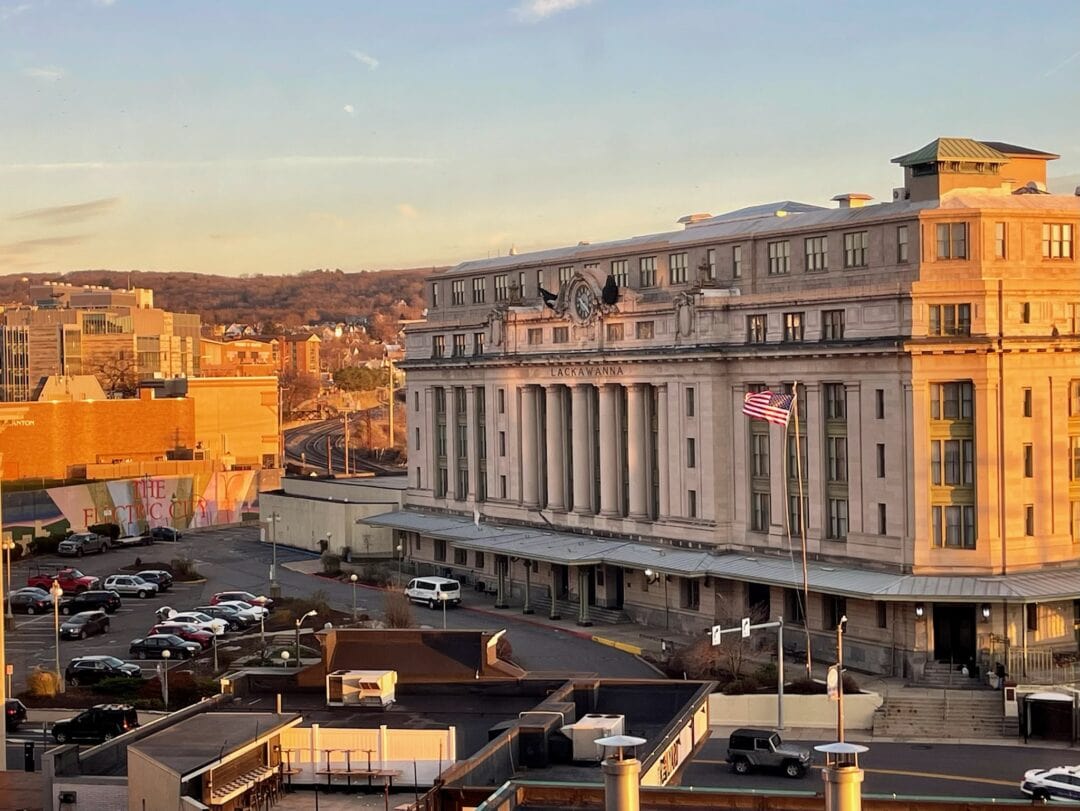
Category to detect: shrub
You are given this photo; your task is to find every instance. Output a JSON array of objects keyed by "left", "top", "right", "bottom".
[
  {"left": 169, "top": 557, "right": 200, "bottom": 579},
  {"left": 27, "top": 669, "right": 59, "bottom": 698},
  {"left": 29, "top": 536, "right": 62, "bottom": 556},
  {"left": 90, "top": 677, "right": 141, "bottom": 699},
  {"left": 722, "top": 676, "right": 761, "bottom": 695},
  {"left": 321, "top": 553, "right": 342, "bottom": 575},
  {"left": 384, "top": 592, "right": 413, "bottom": 628},
  {"left": 669, "top": 637, "right": 722, "bottom": 680},
  {"left": 754, "top": 661, "right": 778, "bottom": 685},
  {"left": 360, "top": 562, "right": 391, "bottom": 587}
]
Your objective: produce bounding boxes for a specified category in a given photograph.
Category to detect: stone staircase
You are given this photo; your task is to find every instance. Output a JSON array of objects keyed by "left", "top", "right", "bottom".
[
  {"left": 872, "top": 689, "right": 1008, "bottom": 739},
  {"left": 916, "top": 661, "right": 992, "bottom": 690},
  {"left": 527, "top": 595, "right": 630, "bottom": 625}
]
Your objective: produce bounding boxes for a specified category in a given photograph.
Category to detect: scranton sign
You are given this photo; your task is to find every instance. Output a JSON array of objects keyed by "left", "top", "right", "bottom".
[{"left": 550, "top": 365, "right": 625, "bottom": 379}]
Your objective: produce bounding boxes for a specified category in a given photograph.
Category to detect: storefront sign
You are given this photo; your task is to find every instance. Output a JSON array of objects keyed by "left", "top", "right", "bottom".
[{"left": 551, "top": 365, "right": 625, "bottom": 379}]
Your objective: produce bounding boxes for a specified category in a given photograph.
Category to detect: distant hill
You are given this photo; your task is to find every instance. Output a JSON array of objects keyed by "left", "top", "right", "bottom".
[{"left": 0, "top": 267, "right": 439, "bottom": 334}]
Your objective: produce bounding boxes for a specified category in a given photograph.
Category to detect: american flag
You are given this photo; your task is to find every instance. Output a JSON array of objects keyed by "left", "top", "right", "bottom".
[{"left": 742, "top": 390, "right": 795, "bottom": 426}]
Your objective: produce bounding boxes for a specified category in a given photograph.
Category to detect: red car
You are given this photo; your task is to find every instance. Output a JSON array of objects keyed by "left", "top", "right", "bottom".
[
  {"left": 26, "top": 568, "right": 101, "bottom": 595},
  {"left": 147, "top": 623, "right": 213, "bottom": 649},
  {"left": 210, "top": 591, "right": 274, "bottom": 610}
]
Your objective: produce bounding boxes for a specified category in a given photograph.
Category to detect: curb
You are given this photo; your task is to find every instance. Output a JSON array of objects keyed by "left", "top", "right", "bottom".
[{"left": 592, "top": 636, "right": 644, "bottom": 656}]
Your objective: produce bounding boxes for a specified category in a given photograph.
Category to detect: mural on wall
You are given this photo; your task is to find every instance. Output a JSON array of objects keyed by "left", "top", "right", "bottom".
[{"left": 1, "top": 472, "right": 260, "bottom": 539}]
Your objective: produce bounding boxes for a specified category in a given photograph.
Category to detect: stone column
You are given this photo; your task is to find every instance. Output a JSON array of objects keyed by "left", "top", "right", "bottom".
[
  {"left": 572, "top": 383, "right": 593, "bottom": 515},
  {"left": 466, "top": 385, "right": 479, "bottom": 502},
  {"left": 545, "top": 385, "right": 567, "bottom": 511},
  {"left": 521, "top": 386, "right": 540, "bottom": 508},
  {"left": 657, "top": 384, "right": 670, "bottom": 519},
  {"left": 599, "top": 384, "right": 620, "bottom": 517},
  {"left": 845, "top": 382, "right": 863, "bottom": 534},
  {"left": 549, "top": 565, "right": 561, "bottom": 620},
  {"left": 495, "top": 556, "right": 509, "bottom": 609},
  {"left": 522, "top": 563, "right": 533, "bottom": 614},
  {"left": 577, "top": 567, "right": 593, "bottom": 627},
  {"left": 627, "top": 383, "right": 649, "bottom": 520}
]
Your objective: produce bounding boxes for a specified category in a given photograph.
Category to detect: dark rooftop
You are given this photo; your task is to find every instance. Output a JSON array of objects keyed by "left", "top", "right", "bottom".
[{"left": 128, "top": 712, "right": 300, "bottom": 777}]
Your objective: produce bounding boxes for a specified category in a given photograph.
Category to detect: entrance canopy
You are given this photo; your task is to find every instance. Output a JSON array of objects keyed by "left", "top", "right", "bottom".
[{"left": 363, "top": 509, "right": 1080, "bottom": 602}]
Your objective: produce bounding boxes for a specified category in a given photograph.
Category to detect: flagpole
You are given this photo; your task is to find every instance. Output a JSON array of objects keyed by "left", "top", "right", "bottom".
[{"left": 791, "top": 385, "right": 813, "bottom": 679}]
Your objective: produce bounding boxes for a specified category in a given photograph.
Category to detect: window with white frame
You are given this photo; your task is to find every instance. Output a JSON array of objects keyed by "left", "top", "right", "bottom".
[
  {"left": 669, "top": 252, "right": 688, "bottom": 284},
  {"left": 612, "top": 259, "right": 629, "bottom": 287},
  {"left": 936, "top": 222, "right": 968, "bottom": 260},
  {"left": 805, "top": 236, "right": 828, "bottom": 272},
  {"left": 639, "top": 256, "right": 657, "bottom": 287},
  {"left": 1042, "top": 223, "right": 1074, "bottom": 259},
  {"left": 767, "top": 240, "right": 790, "bottom": 275}
]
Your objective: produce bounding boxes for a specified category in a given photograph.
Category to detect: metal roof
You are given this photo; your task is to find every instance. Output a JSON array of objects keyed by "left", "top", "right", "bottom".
[
  {"left": 979, "top": 141, "right": 1060, "bottom": 159},
  {"left": 891, "top": 138, "right": 1008, "bottom": 166},
  {"left": 362, "top": 510, "right": 1080, "bottom": 602}
]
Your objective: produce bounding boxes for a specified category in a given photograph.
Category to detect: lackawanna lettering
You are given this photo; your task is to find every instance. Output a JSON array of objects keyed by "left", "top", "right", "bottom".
[{"left": 551, "top": 365, "right": 624, "bottom": 378}]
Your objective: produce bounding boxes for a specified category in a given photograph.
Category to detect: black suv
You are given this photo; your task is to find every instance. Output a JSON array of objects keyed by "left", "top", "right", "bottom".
[
  {"left": 136, "top": 570, "right": 173, "bottom": 591},
  {"left": 5, "top": 699, "right": 27, "bottom": 732},
  {"left": 65, "top": 656, "right": 142, "bottom": 687},
  {"left": 60, "top": 590, "right": 122, "bottom": 615},
  {"left": 51, "top": 704, "right": 139, "bottom": 744},
  {"left": 727, "top": 728, "right": 811, "bottom": 778},
  {"left": 148, "top": 526, "right": 182, "bottom": 542}
]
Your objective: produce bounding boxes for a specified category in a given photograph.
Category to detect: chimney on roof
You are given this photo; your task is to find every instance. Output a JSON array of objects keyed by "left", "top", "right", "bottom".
[
  {"left": 508, "top": 245, "right": 517, "bottom": 256},
  {"left": 832, "top": 193, "right": 873, "bottom": 209}
]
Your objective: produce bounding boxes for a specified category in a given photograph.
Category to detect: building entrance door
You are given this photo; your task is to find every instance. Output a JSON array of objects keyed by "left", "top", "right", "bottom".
[
  {"left": 933, "top": 603, "right": 976, "bottom": 663},
  {"left": 609, "top": 566, "right": 624, "bottom": 609},
  {"left": 747, "top": 582, "right": 771, "bottom": 621},
  {"left": 554, "top": 565, "right": 570, "bottom": 600}
]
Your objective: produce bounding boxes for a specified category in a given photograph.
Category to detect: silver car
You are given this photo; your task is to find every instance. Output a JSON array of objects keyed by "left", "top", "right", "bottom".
[{"left": 102, "top": 575, "right": 158, "bottom": 599}]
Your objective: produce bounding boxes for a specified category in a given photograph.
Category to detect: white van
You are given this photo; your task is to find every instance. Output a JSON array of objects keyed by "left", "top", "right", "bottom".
[{"left": 405, "top": 577, "right": 462, "bottom": 609}]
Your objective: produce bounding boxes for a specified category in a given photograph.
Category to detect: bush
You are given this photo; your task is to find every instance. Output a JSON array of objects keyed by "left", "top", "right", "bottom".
[
  {"left": 90, "top": 677, "right": 141, "bottom": 699},
  {"left": 169, "top": 557, "right": 200, "bottom": 579},
  {"left": 321, "top": 553, "right": 342, "bottom": 575},
  {"left": 29, "top": 536, "right": 62, "bottom": 556},
  {"left": 754, "top": 662, "right": 778, "bottom": 685},
  {"left": 360, "top": 562, "right": 391, "bottom": 587},
  {"left": 722, "top": 676, "right": 761, "bottom": 695},
  {"left": 669, "top": 637, "right": 722, "bottom": 680},
  {"left": 26, "top": 669, "right": 59, "bottom": 698},
  {"left": 384, "top": 592, "right": 413, "bottom": 628}
]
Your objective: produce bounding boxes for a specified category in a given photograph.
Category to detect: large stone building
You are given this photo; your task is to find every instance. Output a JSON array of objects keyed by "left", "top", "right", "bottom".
[{"left": 372, "top": 137, "right": 1080, "bottom": 678}]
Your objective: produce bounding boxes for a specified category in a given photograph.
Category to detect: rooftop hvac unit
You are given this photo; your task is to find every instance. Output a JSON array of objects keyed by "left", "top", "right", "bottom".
[
  {"left": 562, "top": 713, "right": 626, "bottom": 761},
  {"left": 325, "top": 669, "right": 397, "bottom": 708}
]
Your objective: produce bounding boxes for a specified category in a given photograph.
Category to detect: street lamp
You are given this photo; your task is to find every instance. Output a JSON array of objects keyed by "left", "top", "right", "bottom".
[
  {"left": 161, "top": 649, "right": 171, "bottom": 710},
  {"left": 267, "top": 512, "right": 282, "bottom": 599},
  {"left": 49, "top": 580, "right": 64, "bottom": 693},
  {"left": 395, "top": 542, "right": 403, "bottom": 586},
  {"left": 280, "top": 650, "right": 290, "bottom": 668},
  {"left": 644, "top": 569, "right": 669, "bottom": 630},
  {"left": 3, "top": 536, "right": 15, "bottom": 621},
  {"left": 350, "top": 574, "right": 358, "bottom": 621},
  {"left": 295, "top": 610, "right": 317, "bottom": 664}
]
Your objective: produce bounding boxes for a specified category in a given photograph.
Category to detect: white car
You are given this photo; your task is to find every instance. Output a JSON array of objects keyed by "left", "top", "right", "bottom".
[
  {"left": 1021, "top": 765, "right": 1080, "bottom": 802},
  {"left": 216, "top": 600, "right": 269, "bottom": 622},
  {"left": 102, "top": 575, "right": 158, "bottom": 599},
  {"left": 163, "top": 611, "right": 228, "bottom": 636}
]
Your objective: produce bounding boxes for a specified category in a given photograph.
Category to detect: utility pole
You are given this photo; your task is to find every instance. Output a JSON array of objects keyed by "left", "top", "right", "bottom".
[
  {"left": 386, "top": 353, "right": 395, "bottom": 450},
  {"left": 711, "top": 617, "right": 785, "bottom": 729},
  {"left": 343, "top": 412, "right": 350, "bottom": 476}
]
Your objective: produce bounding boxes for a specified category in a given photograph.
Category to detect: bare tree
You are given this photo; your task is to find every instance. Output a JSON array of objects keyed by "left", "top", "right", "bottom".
[
  {"left": 279, "top": 370, "right": 320, "bottom": 418},
  {"left": 92, "top": 356, "right": 139, "bottom": 398}
]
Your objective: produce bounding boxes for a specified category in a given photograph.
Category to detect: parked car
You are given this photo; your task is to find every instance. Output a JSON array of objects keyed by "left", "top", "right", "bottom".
[
  {"left": 195, "top": 604, "right": 249, "bottom": 630},
  {"left": 405, "top": 577, "right": 462, "bottom": 609},
  {"left": 6, "top": 588, "right": 52, "bottom": 614},
  {"left": 26, "top": 567, "right": 100, "bottom": 594},
  {"left": 60, "top": 590, "right": 122, "bottom": 615},
  {"left": 5, "top": 699, "right": 27, "bottom": 732},
  {"left": 211, "top": 591, "right": 273, "bottom": 610},
  {"left": 136, "top": 570, "right": 173, "bottom": 591},
  {"left": 1021, "top": 765, "right": 1080, "bottom": 802},
  {"left": 61, "top": 610, "right": 110, "bottom": 640},
  {"left": 113, "top": 534, "right": 152, "bottom": 548},
  {"left": 147, "top": 623, "right": 214, "bottom": 648},
  {"left": 213, "top": 600, "right": 268, "bottom": 622},
  {"left": 160, "top": 611, "right": 227, "bottom": 636},
  {"left": 57, "top": 532, "right": 110, "bottom": 557},
  {"left": 102, "top": 575, "right": 158, "bottom": 598},
  {"left": 65, "top": 656, "right": 142, "bottom": 687},
  {"left": 148, "top": 526, "right": 182, "bottom": 542},
  {"left": 129, "top": 634, "right": 201, "bottom": 660},
  {"left": 51, "top": 704, "right": 139, "bottom": 743},
  {"left": 727, "top": 729, "right": 811, "bottom": 778}
]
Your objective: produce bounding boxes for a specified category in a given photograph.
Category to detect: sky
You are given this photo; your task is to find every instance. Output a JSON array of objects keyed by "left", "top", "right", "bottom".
[{"left": 2, "top": 0, "right": 1080, "bottom": 277}]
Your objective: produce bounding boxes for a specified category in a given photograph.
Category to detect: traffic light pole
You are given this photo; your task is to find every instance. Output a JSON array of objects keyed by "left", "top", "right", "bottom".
[{"left": 711, "top": 617, "right": 784, "bottom": 730}]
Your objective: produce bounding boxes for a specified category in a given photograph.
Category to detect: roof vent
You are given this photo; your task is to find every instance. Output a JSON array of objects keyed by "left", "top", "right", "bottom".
[
  {"left": 677, "top": 212, "right": 713, "bottom": 228},
  {"left": 892, "top": 187, "right": 910, "bottom": 202},
  {"left": 832, "top": 193, "right": 873, "bottom": 209}
]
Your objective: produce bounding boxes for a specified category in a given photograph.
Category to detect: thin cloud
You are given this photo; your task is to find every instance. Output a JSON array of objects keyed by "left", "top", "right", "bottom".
[
  {"left": 396, "top": 203, "right": 419, "bottom": 219},
  {"left": 22, "top": 65, "right": 65, "bottom": 81},
  {"left": 92, "top": 0, "right": 117, "bottom": 5},
  {"left": 343, "top": 104, "right": 356, "bottom": 117},
  {"left": 349, "top": 49, "right": 379, "bottom": 70},
  {"left": 0, "top": 155, "right": 436, "bottom": 172},
  {"left": 0, "top": 234, "right": 88, "bottom": 258},
  {"left": 1045, "top": 48, "right": 1080, "bottom": 77},
  {"left": 514, "top": 0, "right": 594, "bottom": 23},
  {"left": 10, "top": 197, "right": 120, "bottom": 225},
  {"left": 0, "top": 3, "right": 33, "bottom": 23}
]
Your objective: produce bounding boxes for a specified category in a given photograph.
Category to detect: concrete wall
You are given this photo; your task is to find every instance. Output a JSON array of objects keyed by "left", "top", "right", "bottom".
[
  {"left": 126, "top": 747, "right": 180, "bottom": 811},
  {"left": 260, "top": 488, "right": 401, "bottom": 558},
  {"left": 49, "top": 778, "right": 128, "bottom": 811},
  {"left": 708, "top": 691, "right": 883, "bottom": 731},
  {"left": 187, "top": 376, "right": 279, "bottom": 467}
]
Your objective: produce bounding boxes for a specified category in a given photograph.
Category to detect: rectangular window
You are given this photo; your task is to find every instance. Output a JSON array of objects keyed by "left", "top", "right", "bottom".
[
  {"left": 732, "top": 244, "right": 743, "bottom": 278},
  {"left": 824, "top": 383, "right": 847, "bottom": 420},
  {"left": 431, "top": 283, "right": 440, "bottom": 308},
  {"left": 527, "top": 328, "right": 543, "bottom": 346},
  {"left": 452, "top": 334, "right": 466, "bottom": 357},
  {"left": 1024, "top": 504, "right": 1035, "bottom": 536},
  {"left": 584, "top": 262, "right": 599, "bottom": 271},
  {"left": 780, "top": 311, "right": 803, "bottom": 342},
  {"left": 499, "top": 475, "right": 507, "bottom": 499},
  {"left": 747, "top": 314, "right": 767, "bottom": 343},
  {"left": 472, "top": 277, "right": 485, "bottom": 304},
  {"left": 877, "top": 601, "right": 888, "bottom": 629},
  {"left": 897, "top": 225, "right": 909, "bottom": 263},
  {"left": 826, "top": 436, "right": 848, "bottom": 482},
  {"left": 612, "top": 259, "right": 629, "bottom": 287},
  {"left": 497, "top": 388, "right": 505, "bottom": 414},
  {"left": 994, "top": 222, "right": 1007, "bottom": 259},
  {"left": 936, "top": 222, "right": 968, "bottom": 259},
  {"left": 824, "top": 596, "right": 847, "bottom": 630},
  {"left": 1023, "top": 387, "right": 1032, "bottom": 417},
  {"left": 822, "top": 309, "right": 845, "bottom": 340},
  {"left": 767, "top": 240, "right": 790, "bottom": 275},
  {"left": 635, "top": 321, "right": 654, "bottom": 339},
  {"left": 932, "top": 505, "right": 977, "bottom": 548},
  {"left": 414, "top": 427, "right": 420, "bottom": 450},
  {"left": 414, "top": 391, "right": 419, "bottom": 411},
  {"left": 558, "top": 265, "right": 573, "bottom": 286},
  {"left": 1071, "top": 380, "right": 1080, "bottom": 416},
  {"left": 1071, "top": 501, "right": 1080, "bottom": 542},
  {"left": 606, "top": 322, "right": 624, "bottom": 342},
  {"left": 706, "top": 248, "right": 717, "bottom": 280},
  {"left": 827, "top": 498, "right": 849, "bottom": 540},
  {"left": 930, "top": 382, "right": 974, "bottom": 420},
  {"left": 875, "top": 389, "right": 885, "bottom": 419},
  {"left": 536, "top": 269, "right": 544, "bottom": 293},
  {"left": 494, "top": 274, "right": 508, "bottom": 301},
  {"left": 451, "top": 279, "right": 465, "bottom": 305},
  {"left": 552, "top": 326, "right": 569, "bottom": 344},
  {"left": 1023, "top": 443, "right": 1033, "bottom": 477},
  {"left": 434, "top": 538, "right": 447, "bottom": 562},
  {"left": 686, "top": 437, "right": 696, "bottom": 468},
  {"left": 454, "top": 547, "right": 467, "bottom": 566},
  {"left": 843, "top": 231, "right": 869, "bottom": 268},
  {"left": 686, "top": 387, "right": 696, "bottom": 417},
  {"left": 432, "top": 335, "right": 445, "bottom": 358},
  {"left": 928, "top": 304, "right": 972, "bottom": 336},
  {"left": 497, "top": 431, "right": 506, "bottom": 457},
  {"left": 1042, "top": 223, "right": 1074, "bottom": 259},
  {"left": 785, "top": 589, "right": 806, "bottom": 625},
  {"left": 681, "top": 577, "right": 700, "bottom": 610},
  {"left": 639, "top": 256, "right": 657, "bottom": 288},
  {"left": 751, "top": 492, "right": 770, "bottom": 532},
  {"left": 1027, "top": 603, "right": 1039, "bottom": 632},
  {"left": 518, "top": 271, "right": 526, "bottom": 296},
  {"left": 787, "top": 493, "right": 808, "bottom": 534},
  {"left": 1070, "top": 438, "right": 1080, "bottom": 481},
  {"left": 669, "top": 252, "right": 688, "bottom": 284},
  {"left": 930, "top": 439, "right": 974, "bottom": 486},
  {"left": 878, "top": 503, "right": 887, "bottom": 535},
  {"left": 687, "top": 490, "right": 698, "bottom": 519},
  {"left": 805, "top": 236, "right": 828, "bottom": 272},
  {"left": 876, "top": 444, "right": 886, "bottom": 478},
  {"left": 751, "top": 433, "right": 770, "bottom": 477},
  {"left": 475, "top": 551, "right": 485, "bottom": 569},
  {"left": 473, "top": 332, "right": 485, "bottom": 356}
]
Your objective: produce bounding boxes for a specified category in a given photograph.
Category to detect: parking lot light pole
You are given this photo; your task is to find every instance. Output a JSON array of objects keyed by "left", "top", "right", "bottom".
[
  {"left": 161, "top": 649, "right": 170, "bottom": 710},
  {"left": 4, "top": 537, "right": 14, "bottom": 621},
  {"left": 395, "top": 543, "right": 403, "bottom": 586},
  {"left": 350, "top": 574, "right": 358, "bottom": 621},
  {"left": 50, "top": 580, "right": 64, "bottom": 693},
  {"left": 295, "top": 610, "right": 317, "bottom": 664},
  {"left": 280, "top": 650, "right": 290, "bottom": 668},
  {"left": 268, "top": 512, "right": 282, "bottom": 599}
]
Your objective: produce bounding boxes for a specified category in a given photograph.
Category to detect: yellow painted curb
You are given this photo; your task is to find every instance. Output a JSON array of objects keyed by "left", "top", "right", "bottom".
[{"left": 592, "top": 636, "right": 644, "bottom": 656}]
